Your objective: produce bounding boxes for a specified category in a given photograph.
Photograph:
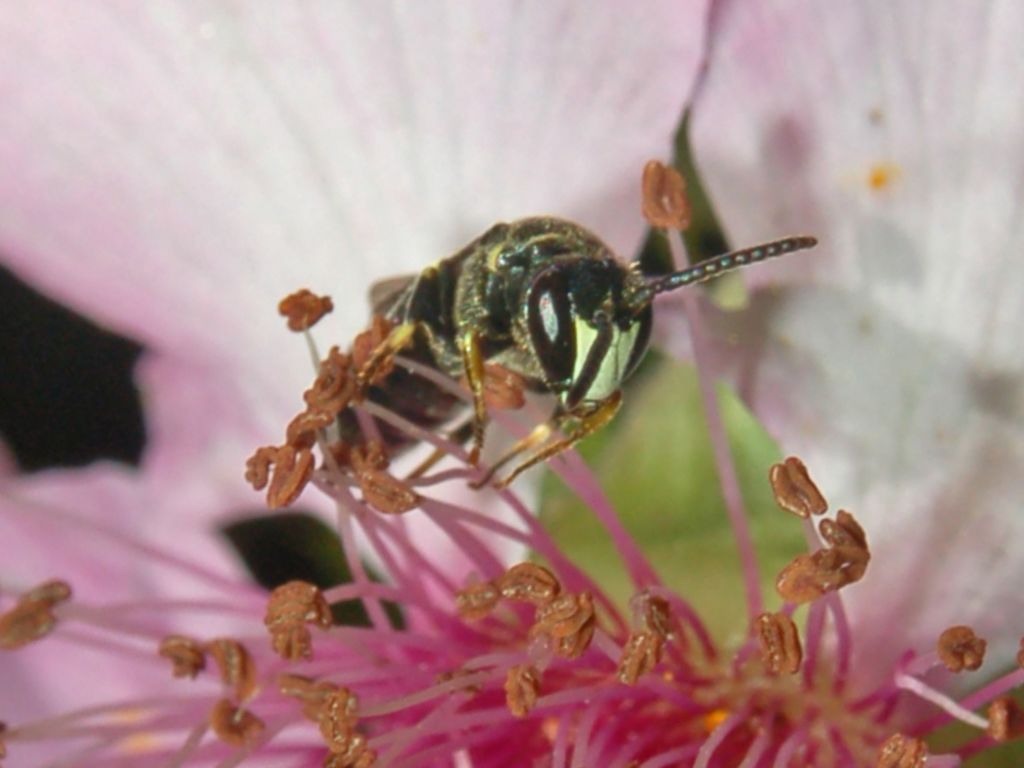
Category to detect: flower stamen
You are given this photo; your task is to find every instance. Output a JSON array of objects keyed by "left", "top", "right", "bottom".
[
  {"left": 349, "top": 441, "right": 420, "bottom": 514},
  {"left": 530, "top": 591, "right": 596, "bottom": 660},
  {"left": 205, "top": 637, "right": 256, "bottom": 701},
  {"left": 777, "top": 509, "right": 870, "bottom": 603},
  {"left": 641, "top": 160, "right": 690, "bottom": 231},
  {"left": 0, "top": 579, "right": 71, "bottom": 650},
  {"left": 157, "top": 634, "right": 206, "bottom": 678},
  {"left": 618, "top": 592, "right": 672, "bottom": 684},
  {"left": 455, "top": 579, "right": 501, "bottom": 620},
  {"left": 754, "top": 611, "right": 803, "bottom": 675},
  {"left": 278, "top": 289, "right": 334, "bottom": 332},
  {"left": 264, "top": 580, "right": 333, "bottom": 660},
  {"left": 304, "top": 346, "right": 356, "bottom": 417},
  {"left": 988, "top": 696, "right": 1024, "bottom": 742},
  {"left": 937, "top": 625, "right": 987, "bottom": 673},
  {"left": 770, "top": 456, "right": 828, "bottom": 518},
  {"left": 245, "top": 444, "right": 316, "bottom": 509},
  {"left": 209, "top": 697, "right": 265, "bottom": 747},
  {"left": 318, "top": 687, "right": 375, "bottom": 766},
  {"left": 278, "top": 673, "right": 340, "bottom": 720},
  {"left": 498, "top": 563, "right": 561, "bottom": 606},
  {"left": 875, "top": 733, "right": 927, "bottom": 767},
  {"left": 505, "top": 664, "right": 541, "bottom": 717}
]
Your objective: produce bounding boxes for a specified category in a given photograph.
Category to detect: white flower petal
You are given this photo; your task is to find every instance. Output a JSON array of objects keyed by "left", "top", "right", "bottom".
[
  {"left": 689, "top": 0, "right": 1024, "bottom": 672},
  {"left": 0, "top": 0, "right": 703, "bottom": 361},
  {"left": 0, "top": 0, "right": 707, "bottom": 499}
]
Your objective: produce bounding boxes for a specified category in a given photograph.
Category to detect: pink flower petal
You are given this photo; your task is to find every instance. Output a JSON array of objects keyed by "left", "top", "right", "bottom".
[
  {"left": 689, "top": 0, "right": 1024, "bottom": 674},
  {"left": 0, "top": 5, "right": 708, "bottom": 575},
  {"left": 0, "top": 465, "right": 244, "bottom": 723}
]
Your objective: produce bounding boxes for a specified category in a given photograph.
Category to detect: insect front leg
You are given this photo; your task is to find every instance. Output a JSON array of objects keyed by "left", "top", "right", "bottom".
[
  {"left": 458, "top": 330, "right": 489, "bottom": 465},
  {"left": 472, "top": 391, "right": 623, "bottom": 489}
]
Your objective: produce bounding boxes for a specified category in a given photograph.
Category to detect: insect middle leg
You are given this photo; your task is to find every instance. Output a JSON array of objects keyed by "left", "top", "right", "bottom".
[
  {"left": 404, "top": 417, "right": 475, "bottom": 480},
  {"left": 472, "top": 391, "right": 623, "bottom": 489}
]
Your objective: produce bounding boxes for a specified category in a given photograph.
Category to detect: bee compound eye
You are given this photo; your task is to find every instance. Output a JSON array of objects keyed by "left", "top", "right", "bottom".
[{"left": 526, "top": 270, "right": 576, "bottom": 386}]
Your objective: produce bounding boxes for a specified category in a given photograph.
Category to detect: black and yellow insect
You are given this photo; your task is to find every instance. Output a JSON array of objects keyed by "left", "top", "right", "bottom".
[{"left": 355, "top": 217, "right": 815, "bottom": 487}]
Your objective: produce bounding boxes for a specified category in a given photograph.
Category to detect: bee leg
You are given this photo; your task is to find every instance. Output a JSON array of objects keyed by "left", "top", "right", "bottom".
[
  {"left": 469, "top": 421, "right": 553, "bottom": 490},
  {"left": 475, "top": 391, "right": 623, "bottom": 490},
  {"left": 405, "top": 418, "right": 475, "bottom": 480},
  {"left": 458, "top": 330, "right": 488, "bottom": 465},
  {"left": 356, "top": 322, "right": 417, "bottom": 388}
]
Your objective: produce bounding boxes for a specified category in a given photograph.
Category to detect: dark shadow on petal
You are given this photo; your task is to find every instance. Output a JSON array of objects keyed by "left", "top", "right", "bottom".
[{"left": 0, "top": 263, "right": 145, "bottom": 471}]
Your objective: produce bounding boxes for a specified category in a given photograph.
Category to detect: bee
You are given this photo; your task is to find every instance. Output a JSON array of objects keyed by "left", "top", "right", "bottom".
[{"left": 353, "top": 217, "right": 815, "bottom": 487}]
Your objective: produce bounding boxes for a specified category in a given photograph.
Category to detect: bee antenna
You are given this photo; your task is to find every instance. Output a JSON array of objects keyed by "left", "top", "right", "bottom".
[{"left": 631, "top": 235, "right": 818, "bottom": 308}]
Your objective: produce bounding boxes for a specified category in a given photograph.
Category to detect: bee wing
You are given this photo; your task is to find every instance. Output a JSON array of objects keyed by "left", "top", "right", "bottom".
[{"left": 368, "top": 274, "right": 417, "bottom": 315}]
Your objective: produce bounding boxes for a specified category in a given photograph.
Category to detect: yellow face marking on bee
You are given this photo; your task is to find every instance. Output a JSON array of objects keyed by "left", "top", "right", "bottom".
[{"left": 570, "top": 320, "right": 640, "bottom": 404}]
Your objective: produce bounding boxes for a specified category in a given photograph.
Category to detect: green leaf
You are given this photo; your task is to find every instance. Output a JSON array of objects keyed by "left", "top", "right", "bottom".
[
  {"left": 540, "top": 355, "right": 803, "bottom": 643},
  {"left": 221, "top": 511, "right": 403, "bottom": 629}
]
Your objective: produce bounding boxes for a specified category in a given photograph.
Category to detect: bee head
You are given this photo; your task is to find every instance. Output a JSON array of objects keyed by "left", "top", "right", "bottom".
[
  {"left": 522, "top": 234, "right": 818, "bottom": 411},
  {"left": 524, "top": 258, "right": 653, "bottom": 410}
]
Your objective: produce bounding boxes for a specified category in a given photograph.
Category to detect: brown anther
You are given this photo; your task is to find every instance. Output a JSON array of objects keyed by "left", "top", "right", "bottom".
[
  {"left": 630, "top": 592, "right": 671, "bottom": 638},
  {"left": 353, "top": 466, "right": 420, "bottom": 514},
  {"left": 205, "top": 638, "right": 256, "bottom": 701},
  {"left": 209, "top": 698, "right": 265, "bottom": 747},
  {"left": 0, "top": 600, "right": 57, "bottom": 650},
  {"left": 350, "top": 444, "right": 418, "bottom": 513},
  {"left": 498, "top": 563, "right": 561, "bottom": 606},
  {"left": 278, "top": 289, "right": 334, "bottom": 332},
  {"left": 776, "top": 552, "right": 827, "bottom": 603},
  {"left": 531, "top": 592, "right": 596, "bottom": 659},
  {"left": 266, "top": 445, "right": 316, "bottom": 509},
  {"left": 617, "top": 630, "right": 663, "bottom": 685},
  {"left": 769, "top": 456, "right": 828, "bottom": 518},
  {"left": 305, "top": 346, "right": 355, "bottom": 416},
  {"left": 776, "top": 544, "right": 869, "bottom": 604},
  {"left": 776, "top": 509, "right": 870, "bottom": 604},
  {"left": 22, "top": 580, "right": 72, "bottom": 606},
  {"left": 641, "top": 160, "right": 690, "bottom": 230},
  {"left": 265, "top": 581, "right": 333, "bottom": 661},
  {"left": 754, "top": 612, "right": 803, "bottom": 675},
  {"left": 988, "top": 696, "right": 1024, "bottom": 742},
  {"left": 937, "top": 625, "right": 987, "bottom": 673},
  {"left": 351, "top": 316, "right": 396, "bottom": 388},
  {"left": 286, "top": 408, "right": 335, "bottom": 451},
  {"left": 0, "top": 721, "right": 6, "bottom": 759},
  {"left": 317, "top": 687, "right": 360, "bottom": 753},
  {"left": 350, "top": 441, "right": 389, "bottom": 472},
  {"left": 556, "top": 621, "right": 596, "bottom": 659},
  {"left": 464, "top": 363, "right": 527, "bottom": 411},
  {"left": 504, "top": 664, "right": 540, "bottom": 718},
  {"left": 245, "top": 446, "right": 277, "bottom": 491},
  {"left": 0, "top": 579, "right": 71, "bottom": 650},
  {"left": 158, "top": 635, "right": 206, "bottom": 678},
  {"left": 455, "top": 579, "right": 500, "bottom": 620},
  {"left": 323, "top": 734, "right": 376, "bottom": 768},
  {"left": 1017, "top": 636, "right": 1024, "bottom": 669},
  {"left": 876, "top": 733, "right": 927, "bottom": 768},
  {"left": 277, "top": 673, "right": 339, "bottom": 720},
  {"left": 819, "top": 510, "right": 868, "bottom": 552}
]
